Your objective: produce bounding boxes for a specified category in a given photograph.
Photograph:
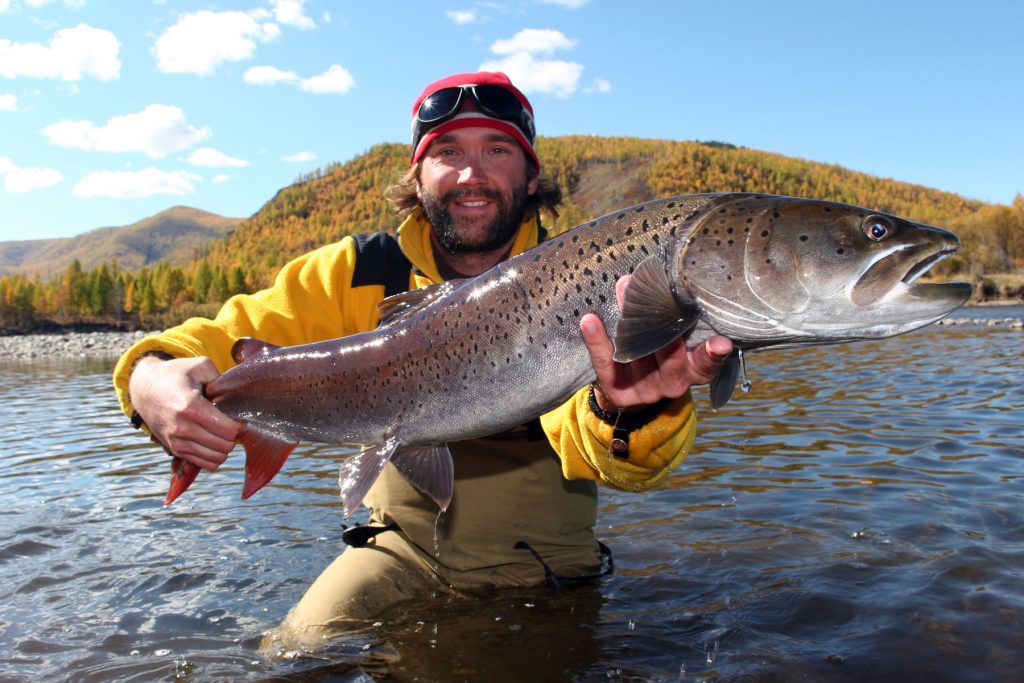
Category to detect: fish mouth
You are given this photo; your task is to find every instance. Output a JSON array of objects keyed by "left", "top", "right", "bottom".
[
  {"left": 901, "top": 245, "right": 958, "bottom": 285},
  {"left": 851, "top": 241, "right": 971, "bottom": 311}
]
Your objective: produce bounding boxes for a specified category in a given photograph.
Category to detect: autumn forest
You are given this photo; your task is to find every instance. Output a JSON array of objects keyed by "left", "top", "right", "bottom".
[{"left": 2, "top": 136, "right": 1022, "bottom": 333}]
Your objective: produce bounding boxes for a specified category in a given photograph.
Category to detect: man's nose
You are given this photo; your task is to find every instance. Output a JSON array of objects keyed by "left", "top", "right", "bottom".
[{"left": 457, "top": 154, "right": 487, "bottom": 184}]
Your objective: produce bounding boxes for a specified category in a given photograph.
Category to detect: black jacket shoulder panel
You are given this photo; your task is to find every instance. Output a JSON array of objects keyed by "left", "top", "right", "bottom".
[{"left": 350, "top": 231, "right": 412, "bottom": 298}]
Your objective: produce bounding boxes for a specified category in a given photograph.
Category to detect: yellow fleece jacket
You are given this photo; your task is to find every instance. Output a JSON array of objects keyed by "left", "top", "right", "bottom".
[{"left": 112, "top": 210, "right": 697, "bottom": 491}]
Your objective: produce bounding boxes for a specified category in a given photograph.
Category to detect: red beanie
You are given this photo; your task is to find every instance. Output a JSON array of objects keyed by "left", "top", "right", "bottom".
[{"left": 410, "top": 71, "right": 539, "bottom": 171}]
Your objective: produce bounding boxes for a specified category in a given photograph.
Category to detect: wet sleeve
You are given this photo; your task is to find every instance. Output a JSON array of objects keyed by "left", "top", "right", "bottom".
[
  {"left": 540, "top": 387, "right": 698, "bottom": 491},
  {"left": 112, "top": 239, "right": 364, "bottom": 419}
]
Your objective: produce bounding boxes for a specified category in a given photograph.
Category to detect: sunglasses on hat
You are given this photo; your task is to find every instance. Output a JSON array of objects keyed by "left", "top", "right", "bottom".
[{"left": 412, "top": 84, "right": 536, "bottom": 153}]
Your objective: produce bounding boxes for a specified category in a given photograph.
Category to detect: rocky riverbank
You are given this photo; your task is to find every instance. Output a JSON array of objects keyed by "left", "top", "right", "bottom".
[
  {"left": 0, "top": 310, "right": 1020, "bottom": 361},
  {"left": 0, "top": 330, "right": 159, "bottom": 361}
]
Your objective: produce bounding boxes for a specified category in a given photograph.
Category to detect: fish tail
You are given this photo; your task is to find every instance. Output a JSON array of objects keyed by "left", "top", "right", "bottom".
[
  {"left": 164, "top": 457, "right": 200, "bottom": 506},
  {"left": 239, "top": 427, "right": 297, "bottom": 499}
]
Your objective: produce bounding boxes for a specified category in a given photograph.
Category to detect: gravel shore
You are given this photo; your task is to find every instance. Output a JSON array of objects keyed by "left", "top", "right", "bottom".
[
  {"left": 0, "top": 311, "right": 1020, "bottom": 361},
  {"left": 0, "top": 330, "right": 159, "bottom": 361}
]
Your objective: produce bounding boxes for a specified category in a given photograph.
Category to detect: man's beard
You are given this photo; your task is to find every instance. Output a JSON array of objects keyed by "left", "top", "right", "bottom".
[{"left": 420, "top": 184, "right": 530, "bottom": 255}]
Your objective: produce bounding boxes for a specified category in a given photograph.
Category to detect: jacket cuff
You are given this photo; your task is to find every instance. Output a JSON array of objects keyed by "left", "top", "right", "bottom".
[{"left": 542, "top": 386, "right": 698, "bottom": 491}]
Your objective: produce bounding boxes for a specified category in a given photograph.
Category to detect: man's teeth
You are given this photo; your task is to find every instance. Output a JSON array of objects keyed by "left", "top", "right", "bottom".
[{"left": 461, "top": 200, "right": 488, "bottom": 207}]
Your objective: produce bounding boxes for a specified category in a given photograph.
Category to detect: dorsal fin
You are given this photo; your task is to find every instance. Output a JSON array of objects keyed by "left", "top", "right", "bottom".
[
  {"left": 376, "top": 279, "right": 466, "bottom": 326},
  {"left": 231, "top": 337, "right": 281, "bottom": 365}
]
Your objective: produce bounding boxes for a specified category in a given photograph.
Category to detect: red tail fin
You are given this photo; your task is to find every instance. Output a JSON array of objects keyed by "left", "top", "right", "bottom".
[
  {"left": 164, "top": 457, "right": 200, "bottom": 506},
  {"left": 239, "top": 427, "right": 297, "bottom": 499}
]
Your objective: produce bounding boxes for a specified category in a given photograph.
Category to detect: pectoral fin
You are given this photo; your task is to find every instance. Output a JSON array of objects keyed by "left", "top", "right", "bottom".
[
  {"left": 709, "top": 351, "right": 741, "bottom": 409},
  {"left": 391, "top": 445, "right": 454, "bottom": 512},
  {"left": 613, "top": 256, "right": 701, "bottom": 362},
  {"left": 338, "top": 438, "right": 400, "bottom": 518}
]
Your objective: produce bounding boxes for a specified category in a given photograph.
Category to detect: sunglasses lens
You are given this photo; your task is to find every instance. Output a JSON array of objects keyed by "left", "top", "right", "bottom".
[
  {"left": 472, "top": 85, "right": 524, "bottom": 118},
  {"left": 417, "top": 87, "right": 462, "bottom": 123}
]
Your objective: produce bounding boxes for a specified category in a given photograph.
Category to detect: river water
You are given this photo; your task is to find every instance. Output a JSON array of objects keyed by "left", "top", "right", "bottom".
[{"left": 1, "top": 308, "right": 1021, "bottom": 682}]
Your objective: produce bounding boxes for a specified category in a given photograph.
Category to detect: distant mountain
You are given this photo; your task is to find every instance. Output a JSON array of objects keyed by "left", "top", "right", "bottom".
[{"left": 0, "top": 206, "right": 244, "bottom": 277}]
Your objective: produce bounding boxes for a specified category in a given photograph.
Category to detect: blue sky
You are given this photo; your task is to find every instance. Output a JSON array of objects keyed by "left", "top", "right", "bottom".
[{"left": 1, "top": 0, "right": 1022, "bottom": 242}]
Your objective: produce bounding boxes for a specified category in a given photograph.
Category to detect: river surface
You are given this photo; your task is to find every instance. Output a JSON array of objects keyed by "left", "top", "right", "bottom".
[{"left": 1, "top": 307, "right": 1021, "bottom": 682}]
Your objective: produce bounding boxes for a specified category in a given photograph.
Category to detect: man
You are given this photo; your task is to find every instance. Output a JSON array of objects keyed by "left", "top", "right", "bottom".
[{"left": 113, "top": 71, "right": 733, "bottom": 647}]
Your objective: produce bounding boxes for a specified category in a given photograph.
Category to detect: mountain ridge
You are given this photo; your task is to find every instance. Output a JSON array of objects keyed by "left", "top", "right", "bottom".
[{"left": 0, "top": 206, "right": 245, "bottom": 277}]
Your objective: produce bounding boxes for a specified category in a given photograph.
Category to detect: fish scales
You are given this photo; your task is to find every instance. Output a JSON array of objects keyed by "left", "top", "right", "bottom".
[
  {"left": 212, "top": 194, "right": 716, "bottom": 449},
  {"left": 168, "top": 192, "right": 969, "bottom": 510}
]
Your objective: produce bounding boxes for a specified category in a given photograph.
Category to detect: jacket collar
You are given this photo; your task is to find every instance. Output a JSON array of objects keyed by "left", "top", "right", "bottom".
[{"left": 396, "top": 207, "right": 542, "bottom": 284}]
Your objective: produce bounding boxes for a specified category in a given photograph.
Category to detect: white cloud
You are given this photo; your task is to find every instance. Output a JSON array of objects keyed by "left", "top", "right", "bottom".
[
  {"left": 538, "top": 0, "right": 590, "bottom": 8},
  {"left": 483, "top": 29, "right": 583, "bottom": 98},
  {"left": 0, "top": 0, "right": 10, "bottom": 11},
  {"left": 187, "top": 147, "right": 248, "bottom": 168},
  {"left": 282, "top": 151, "right": 315, "bottom": 162},
  {"left": 300, "top": 64, "right": 354, "bottom": 94},
  {"left": 446, "top": 10, "right": 476, "bottom": 25},
  {"left": 43, "top": 104, "right": 211, "bottom": 158},
  {"left": 73, "top": 168, "right": 200, "bottom": 198},
  {"left": 211, "top": 173, "right": 231, "bottom": 183},
  {"left": 490, "top": 28, "right": 577, "bottom": 56},
  {"left": 0, "top": 157, "right": 63, "bottom": 192},
  {"left": 0, "top": 93, "right": 16, "bottom": 111},
  {"left": 0, "top": 23, "right": 121, "bottom": 81},
  {"left": 247, "top": 63, "right": 354, "bottom": 94},
  {"left": 271, "top": 0, "right": 315, "bottom": 29},
  {"left": 243, "top": 65, "right": 299, "bottom": 85},
  {"left": 481, "top": 51, "right": 582, "bottom": 98},
  {"left": 586, "top": 78, "right": 611, "bottom": 94},
  {"left": 153, "top": 10, "right": 279, "bottom": 75}
]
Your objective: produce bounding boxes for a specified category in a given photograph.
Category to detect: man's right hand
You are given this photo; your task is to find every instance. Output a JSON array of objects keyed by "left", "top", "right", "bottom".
[{"left": 129, "top": 355, "right": 243, "bottom": 470}]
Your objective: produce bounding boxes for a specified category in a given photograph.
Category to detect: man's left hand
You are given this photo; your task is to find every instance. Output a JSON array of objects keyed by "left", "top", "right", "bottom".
[{"left": 580, "top": 275, "right": 734, "bottom": 412}]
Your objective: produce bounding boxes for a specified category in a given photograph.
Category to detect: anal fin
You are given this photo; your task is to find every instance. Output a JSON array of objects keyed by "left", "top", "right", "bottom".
[
  {"left": 338, "top": 438, "right": 400, "bottom": 518},
  {"left": 239, "top": 426, "right": 298, "bottom": 499}
]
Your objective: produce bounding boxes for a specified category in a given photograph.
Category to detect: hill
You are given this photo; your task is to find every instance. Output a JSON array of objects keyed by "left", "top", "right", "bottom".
[
  {"left": 1, "top": 135, "right": 1020, "bottom": 332},
  {"left": 202, "top": 136, "right": 1006, "bottom": 288},
  {"left": 0, "top": 206, "right": 244, "bottom": 278}
]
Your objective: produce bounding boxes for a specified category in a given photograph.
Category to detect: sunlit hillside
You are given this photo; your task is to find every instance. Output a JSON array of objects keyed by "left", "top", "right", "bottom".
[{"left": 2, "top": 136, "right": 1021, "bottom": 332}]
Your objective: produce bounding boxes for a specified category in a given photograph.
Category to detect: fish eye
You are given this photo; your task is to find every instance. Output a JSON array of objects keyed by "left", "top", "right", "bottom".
[{"left": 862, "top": 216, "right": 894, "bottom": 241}]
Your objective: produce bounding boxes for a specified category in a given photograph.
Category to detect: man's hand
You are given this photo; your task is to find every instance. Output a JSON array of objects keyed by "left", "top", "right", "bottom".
[
  {"left": 580, "top": 275, "right": 734, "bottom": 412},
  {"left": 129, "top": 355, "right": 243, "bottom": 470}
]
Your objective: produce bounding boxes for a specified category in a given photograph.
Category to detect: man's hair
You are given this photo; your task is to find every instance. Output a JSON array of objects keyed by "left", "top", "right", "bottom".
[{"left": 384, "top": 163, "right": 563, "bottom": 220}]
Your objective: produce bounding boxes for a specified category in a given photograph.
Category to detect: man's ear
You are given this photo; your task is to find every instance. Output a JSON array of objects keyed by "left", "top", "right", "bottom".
[{"left": 527, "top": 167, "right": 539, "bottom": 196}]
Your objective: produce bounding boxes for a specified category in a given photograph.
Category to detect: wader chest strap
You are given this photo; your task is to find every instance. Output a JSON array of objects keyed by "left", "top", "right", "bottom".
[{"left": 342, "top": 521, "right": 401, "bottom": 547}]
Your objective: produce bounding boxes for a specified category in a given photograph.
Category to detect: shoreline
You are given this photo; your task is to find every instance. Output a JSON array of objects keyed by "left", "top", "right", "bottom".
[
  {"left": 0, "top": 330, "right": 160, "bottom": 361},
  {"left": 0, "top": 306, "right": 1020, "bottom": 361}
]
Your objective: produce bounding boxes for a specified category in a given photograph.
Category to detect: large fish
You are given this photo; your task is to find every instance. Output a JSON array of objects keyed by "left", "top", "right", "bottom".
[{"left": 163, "top": 193, "right": 971, "bottom": 513}]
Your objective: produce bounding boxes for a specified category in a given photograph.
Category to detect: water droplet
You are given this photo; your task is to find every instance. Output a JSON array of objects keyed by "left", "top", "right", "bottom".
[{"left": 738, "top": 348, "right": 752, "bottom": 393}]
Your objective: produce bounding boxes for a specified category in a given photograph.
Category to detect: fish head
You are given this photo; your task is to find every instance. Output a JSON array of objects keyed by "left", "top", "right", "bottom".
[{"left": 680, "top": 194, "right": 972, "bottom": 345}]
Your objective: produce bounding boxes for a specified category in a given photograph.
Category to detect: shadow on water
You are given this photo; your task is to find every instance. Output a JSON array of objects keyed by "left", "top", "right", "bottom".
[{"left": 0, "top": 315, "right": 1021, "bottom": 681}]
